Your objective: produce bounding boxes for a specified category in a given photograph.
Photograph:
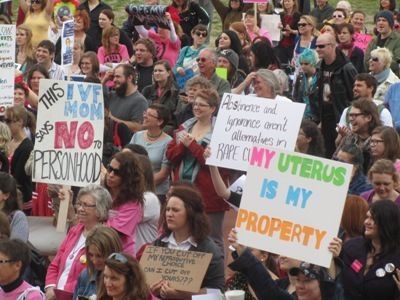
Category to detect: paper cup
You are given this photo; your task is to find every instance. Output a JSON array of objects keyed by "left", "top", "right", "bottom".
[{"left": 225, "top": 290, "right": 245, "bottom": 300}]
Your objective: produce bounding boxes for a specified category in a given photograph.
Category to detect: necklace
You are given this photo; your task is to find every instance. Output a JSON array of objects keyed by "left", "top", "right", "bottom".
[
  {"left": 147, "top": 130, "right": 163, "bottom": 140},
  {"left": 69, "top": 234, "right": 86, "bottom": 260}
]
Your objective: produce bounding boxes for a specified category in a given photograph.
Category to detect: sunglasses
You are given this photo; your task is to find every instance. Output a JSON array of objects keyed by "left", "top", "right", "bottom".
[
  {"left": 316, "top": 43, "right": 331, "bottom": 49},
  {"left": 106, "top": 164, "right": 121, "bottom": 176},
  {"left": 370, "top": 57, "right": 379, "bottom": 62},
  {"left": 195, "top": 31, "right": 207, "bottom": 37},
  {"left": 298, "top": 23, "right": 308, "bottom": 27},
  {"left": 108, "top": 252, "right": 128, "bottom": 264},
  {"left": 196, "top": 57, "right": 209, "bottom": 63}
]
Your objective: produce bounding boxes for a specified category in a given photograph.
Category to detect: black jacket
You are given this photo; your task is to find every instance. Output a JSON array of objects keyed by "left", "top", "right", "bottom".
[{"left": 315, "top": 48, "right": 358, "bottom": 122}]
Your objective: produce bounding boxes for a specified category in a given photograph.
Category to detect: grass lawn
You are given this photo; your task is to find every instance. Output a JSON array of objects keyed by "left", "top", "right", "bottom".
[{"left": 11, "top": 0, "right": 379, "bottom": 42}]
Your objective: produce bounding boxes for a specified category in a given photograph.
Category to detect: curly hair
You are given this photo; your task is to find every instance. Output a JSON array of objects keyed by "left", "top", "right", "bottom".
[
  {"left": 161, "top": 184, "right": 210, "bottom": 243},
  {"left": 107, "top": 151, "right": 145, "bottom": 207},
  {"left": 97, "top": 252, "right": 150, "bottom": 300}
]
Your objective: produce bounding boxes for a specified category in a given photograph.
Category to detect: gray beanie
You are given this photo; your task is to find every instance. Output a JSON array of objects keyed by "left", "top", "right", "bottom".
[
  {"left": 218, "top": 49, "right": 239, "bottom": 70},
  {"left": 376, "top": 10, "right": 394, "bottom": 28}
]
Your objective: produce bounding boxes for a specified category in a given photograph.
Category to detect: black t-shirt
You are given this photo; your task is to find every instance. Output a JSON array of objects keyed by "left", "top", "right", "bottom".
[{"left": 135, "top": 64, "right": 154, "bottom": 93}]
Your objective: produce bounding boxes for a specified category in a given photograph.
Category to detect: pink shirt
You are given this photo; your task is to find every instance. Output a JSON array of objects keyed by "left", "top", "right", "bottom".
[
  {"left": 97, "top": 44, "right": 129, "bottom": 64},
  {"left": 248, "top": 28, "right": 272, "bottom": 43},
  {"left": 148, "top": 30, "right": 181, "bottom": 66},
  {"left": 353, "top": 32, "right": 373, "bottom": 53},
  {"left": 107, "top": 201, "right": 143, "bottom": 256},
  {"left": 0, "top": 281, "right": 44, "bottom": 299}
]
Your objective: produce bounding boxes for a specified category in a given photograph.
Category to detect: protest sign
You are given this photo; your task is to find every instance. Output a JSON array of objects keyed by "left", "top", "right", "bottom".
[
  {"left": 206, "top": 93, "right": 305, "bottom": 171},
  {"left": 125, "top": 5, "right": 169, "bottom": 28},
  {"left": 32, "top": 79, "right": 104, "bottom": 187},
  {"left": 261, "top": 14, "right": 281, "bottom": 42},
  {"left": 235, "top": 146, "right": 352, "bottom": 267},
  {"left": 61, "top": 20, "right": 74, "bottom": 66},
  {"left": 0, "top": 25, "right": 16, "bottom": 115},
  {"left": 140, "top": 246, "right": 212, "bottom": 293}
]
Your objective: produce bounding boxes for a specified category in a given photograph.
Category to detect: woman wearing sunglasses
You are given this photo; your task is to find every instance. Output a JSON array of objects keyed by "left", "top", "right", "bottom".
[
  {"left": 19, "top": 0, "right": 53, "bottom": 49},
  {"left": 150, "top": 184, "right": 224, "bottom": 299},
  {"left": 175, "top": 24, "right": 208, "bottom": 80},
  {"left": 104, "top": 151, "right": 145, "bottom": 255},
  {"left": 341, "top": 200, "right": 400, "bottom": 300},
  {"left": 97, "top": 252, "right": 152, "bottom": 300},
  {"left": 368, "top": 47, "right": 400, "bottom": 103},
  {"left": 73, "top": 226, "right": 122, "bottom": 300},
  {"left": 45, "top": 185, "right": 113, "bottom": 299}
]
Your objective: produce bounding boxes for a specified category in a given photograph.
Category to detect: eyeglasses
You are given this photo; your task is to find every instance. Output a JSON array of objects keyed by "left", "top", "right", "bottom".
[
  {"left": 75, "top": 201, "right": 96, "bottom": 209},
  {"left": 372, "top": 181, "right": 392, "bottom": 187},
  {"left": 348, "top": 112, "right": 364, "bottom": 119},
  {"left": 0, "top": 259, "right": 15, "bottom": 264},
  {"left": 106, "top": 164, "right": 121, "bottom": 176},
  {"left": 196, "top": 57, "right": 210, "bottom": 63},
  {"left": 333, "top": 14, "right": 344, "bottom": 18},
  {"left": 370, "top": 57, "right": 379, "bottom": 62},
  {"left": 193, "top": 102, "right": 210, "bottom": 108},
  {"left": 31, "top": 0, "right": 41, "bottom": 4},
  {"left": 108, "top": 252, "right": 128, "bottom": 264},
  {"left": 370, "top": 139, "right": 385, "bottom": 146},
  {"left": 298, "top": 23, "right": 308, "bottom": 27},
  {"left": 316, "top": 44, "right": 331, "bottom": 49},
  {"left": 195, "top": 31, "right": 207, "bottom": 37},
  {"left": 143, "top": 111, "right": 159, "bottom": 119}
]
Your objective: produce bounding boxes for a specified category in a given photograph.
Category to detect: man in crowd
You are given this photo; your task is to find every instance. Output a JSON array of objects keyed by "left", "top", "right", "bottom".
[
  {"left": 105, "top": 64, "right": 148, "bottom": 133},
  {"left": 336, "top": 73, "right": 393, "bottom": 145},
  {"left": 364, "top": 10, "right": 400, "bottom": 75},
  {"left": 36, "top": 40, "right": 65, "bottom": 80},
  {"left": 198, "top": 48, "right": 231, "bottom": 99},
  {"left": 311, "top": 0, "right": 335, "bottom": 29},
  {"left": 315, "top": 33, "right": 357, "bottom": 157},
  {"left": 132, "top": 38, "right": 156, "bottom": 92}
]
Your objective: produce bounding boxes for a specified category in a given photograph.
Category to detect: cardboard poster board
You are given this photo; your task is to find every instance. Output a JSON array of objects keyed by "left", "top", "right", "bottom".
[
  {"left": 0, "top": 25, "right": 16, "bottom": 115},
  {"left": 206, "top": 93, "right": 305, "bottom": 171},
  {"left": 235, "top": 146, "right": 352, "bottom": 267},
  {"left": 32, "top": 79, "right": 104, "bottom": 187},
  {"left": 140, "top": 246, "right": 212, "bottom": 293}
]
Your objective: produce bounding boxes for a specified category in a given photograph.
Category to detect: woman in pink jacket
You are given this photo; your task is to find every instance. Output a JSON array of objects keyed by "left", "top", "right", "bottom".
[{"left": 44, "top": 185, "right": 113, "bottom": 299}]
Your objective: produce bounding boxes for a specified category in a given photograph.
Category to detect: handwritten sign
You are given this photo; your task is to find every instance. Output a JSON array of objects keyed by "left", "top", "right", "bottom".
[
  {"left": 207, "top": 93, "right": 305, "bottom": 171},
  {"left": 32, "top": 80, "right": 104, "bottom": 186},
  {"left": 236, "top": 146, "right": 351, "bottom": 267},
  {"left": 261, "top": 14, "right": 281, "bottom": 42},
  {"left": 0, "top": 25, "right": 16, "bottom": 115},
  {"left": 140, "top": 246, "right": 212, "bottom": 293},
  {"left": 61, "top": 20, "right": 74, "bottom": 66},
  {"left": 125, "top": 5, "right": 169, "bottom": 29}
]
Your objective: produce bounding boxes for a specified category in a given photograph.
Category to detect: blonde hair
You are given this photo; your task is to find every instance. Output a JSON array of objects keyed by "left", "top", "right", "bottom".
[
  {"left": 17, "top": 24, "right": 35, "bottom": 61},
  {"left": 300, "top": 15, "right": 320, "bottom": 37},
  {"left": 102, "top": 26, "right": 120, "bottom": 55},
  {"left": 0, "top": 123, "right": 11, "bottom": 154},
  {"left": 370, "top": 48, "right": 392, "bottom": 69}
]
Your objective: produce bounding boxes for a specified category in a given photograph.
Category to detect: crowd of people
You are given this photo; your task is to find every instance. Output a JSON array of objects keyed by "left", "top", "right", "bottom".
[{"left": 2, "top": 0, "right": 400, "bottom": 299}]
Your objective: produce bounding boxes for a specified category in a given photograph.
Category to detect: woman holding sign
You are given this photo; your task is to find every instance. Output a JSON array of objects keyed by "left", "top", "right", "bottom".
[
  {"left": 166, "top": 88, "right": 230, "bottom": 256},
  {"left": 341, "top": 200, "right": 400, "bottom": 300},
  {"left": 151, "top": 184, "right": 224, "bottom": 298}
]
